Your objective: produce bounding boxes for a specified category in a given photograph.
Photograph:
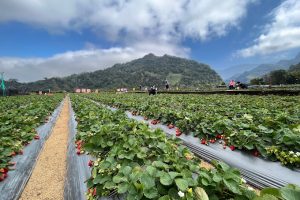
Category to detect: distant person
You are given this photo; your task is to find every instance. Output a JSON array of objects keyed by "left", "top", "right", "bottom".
[
  {"left": 241, "top": 83, "right": 248, "bottom": 89},
  {"left": 148, "top": 85, "right": 157, "bottom": 95},
  {"left": 165, "top": 80, "right": 170, "bottom": 90},
  {"left": 236, "top": 81, "right": 248, "bottom": 89},
  {"left": 229, "top": 80, "right": 235, "bottom": 90},
  {"left": 139, "top": 85, "right": 142, "bottom": 91},
  {"left": 236, "top": 81, "right": 240, "bottom": 90}
]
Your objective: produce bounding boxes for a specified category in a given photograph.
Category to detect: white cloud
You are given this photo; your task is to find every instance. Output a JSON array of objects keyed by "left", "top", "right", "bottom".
[
  {"left": 0, "top": 0, "right": 255, "bottom": 81},
  {"left": 0, "top": 42, "right": 189, "bottom": 82},
  {"left": 0, "top": 0, "right": 254, "bottom": 41},
  {"left": 238, "top": 0, "right": 300, "bottom": 57}
]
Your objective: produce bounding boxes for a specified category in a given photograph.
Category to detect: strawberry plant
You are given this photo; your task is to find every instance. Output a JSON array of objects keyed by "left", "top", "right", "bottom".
[
  {"left": 84, "top": 93, "right": 300, "bottom": 168},
  {"left": 0, "top": 95, "right": 63, "bottom": 180},
  {"left": 71, "top": 95, "right": 259, "bottom": 200}
]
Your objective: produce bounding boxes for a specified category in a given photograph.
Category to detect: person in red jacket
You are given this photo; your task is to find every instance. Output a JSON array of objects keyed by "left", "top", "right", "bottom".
[{"left": 229, "top": 80, "right": 235, "bottom": 89}]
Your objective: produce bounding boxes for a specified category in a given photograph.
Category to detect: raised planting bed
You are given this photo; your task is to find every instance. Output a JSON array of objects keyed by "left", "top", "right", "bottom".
[
  {"left": 85, "top": 93, "right": 300, "bottom": 169},
  {"left": 69, "top": 94, "right": 300, "bottom": 200}
]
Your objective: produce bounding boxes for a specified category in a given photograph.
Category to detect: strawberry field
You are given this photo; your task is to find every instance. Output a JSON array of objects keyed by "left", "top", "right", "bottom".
[
  {"left": 71, "top": 95, "right": 257, "bottom": 199},
  {"left": 71, "top": 94, "right": 300, "bottom": 200},
  {"left": 84, "top": 93, "right": 300, "bottom": 168},
  {"left": 1, "top": 93, "right": 300, "bottom": 199},
  {"left": 0, "top": 95, "right": 63, "bottom": 181}
]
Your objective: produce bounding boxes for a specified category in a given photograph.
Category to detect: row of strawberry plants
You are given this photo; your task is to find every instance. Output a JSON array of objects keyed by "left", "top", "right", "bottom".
[
  {"left": 84, "top": 93, "right": 300, "bottom": 168},
  {"left": 0, "top": 94, "right": 63, "bottom": 181},
  {"left": 70, "top": 94, "right": 293, "bottom": 200}
]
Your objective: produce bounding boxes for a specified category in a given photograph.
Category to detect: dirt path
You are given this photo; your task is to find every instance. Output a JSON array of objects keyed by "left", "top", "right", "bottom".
[{"left": 20, "top": 98, "right": 70, "bottom": 200}]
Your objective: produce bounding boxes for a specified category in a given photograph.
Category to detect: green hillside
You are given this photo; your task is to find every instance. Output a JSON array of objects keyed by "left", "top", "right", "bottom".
[
  {"left": 250, "top": 62, "right": 300, "bottom": 85},
  {"left": 6, "top": 53, "right": 223, "bottom": 91},
  {"left": 228, "top": 52, "right": 300, "bottom": 83}
]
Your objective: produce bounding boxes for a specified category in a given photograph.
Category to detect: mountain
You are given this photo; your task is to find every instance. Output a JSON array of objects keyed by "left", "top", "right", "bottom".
[
  {"left": 228, "top": 53, "right": 300, "bottom": 83},
  {"left": 289, "top": 62, "right": 300, "bottom": 72},
  {"left": 7, "top": 53, "right": 223, "bottom": 91},
  {"left": 250, "top": 62, "right": 300, "bottom": 85},
  {"left": 217, "top": 64, "right": 257, "bottom": 80}
]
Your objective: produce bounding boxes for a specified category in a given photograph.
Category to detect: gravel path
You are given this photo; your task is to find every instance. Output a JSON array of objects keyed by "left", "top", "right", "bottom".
[{"left": 20, "top": 98, "right": 70, "bottom": 200}]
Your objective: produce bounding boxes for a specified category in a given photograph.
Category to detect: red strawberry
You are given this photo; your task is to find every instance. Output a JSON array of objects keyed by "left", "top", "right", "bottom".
[
  {"left": 88, "top": 160, "right": 93, "bottom": 167},
  {"left": 201, "top": 139, "right": 206, "bottom": 145},
  {"left": 92, "top": 188, "right": 97, "bottom": 196},
  {"left": 210, "top": 139, "right": 216, "bottom": 143},
  {"left": 229, "top": 145, "right": 235, "bottom": 151},
  {"left": 168, "top": 124, "right": 174, "bottom": 129},
  {"left": 34, "top": 135, "right": 40, "bottom": 140},
  {"left": 223, "top": 145, "right": 226, "bottom": 149},
  {"left": 0, "top": 174, "right": 5, "bottom": 181},
  {"left": 3, "top": 168, "right": 8, "bottom": 173},
  {"left": 76, "top": 150, "right": 81, "bottom": 155},
  {"left": 175, "top": 131, "right": 182, "bottom": 136},
  {"left": 175, "top": 128, "right": 182, "bottom": 136},
  {"left": 253, "top": 150, "right": 259, "bottom": 157},
  {"left": 3, "top": 173, "right": 8, "bottom": 178},
  {"left": 151, "top": 120, "right": 157, "bottom": 125},
  {"left": 216, "top": 134, "right": 222, "bottom": 139},
  {"left": 76, "top": 141, "right": 82, "bottom": 149},
  {"left": 75, "top": 140, "right": 80, "bottom": 145}
]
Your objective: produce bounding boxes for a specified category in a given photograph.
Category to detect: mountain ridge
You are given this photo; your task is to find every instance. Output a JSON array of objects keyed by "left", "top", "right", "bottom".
[
  {"left": 217, "top": 64, "right": 257, "bottom": 80},
  {"left": 227, "top": 52, "right": 300, "bottom": 83},
  {"left": 6, "top": 53, "right": 223, "bottom": 91}
]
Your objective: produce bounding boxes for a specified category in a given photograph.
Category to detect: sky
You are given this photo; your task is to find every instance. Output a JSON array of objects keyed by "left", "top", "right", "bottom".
[{"left": 0, "top": 0, "right": 300, "bottom": 82}]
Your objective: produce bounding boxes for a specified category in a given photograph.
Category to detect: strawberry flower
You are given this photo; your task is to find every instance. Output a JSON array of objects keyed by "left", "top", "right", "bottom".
[{"left": 178, "top": 191, "right": 184, "bottom": 197}]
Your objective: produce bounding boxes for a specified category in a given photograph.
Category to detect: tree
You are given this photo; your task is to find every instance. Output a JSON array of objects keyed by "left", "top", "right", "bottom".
[
  {"left": 289, "top": 63, "right": 300, "bottom": 72},
  {"left": 250, "top": 77, "right": 264, "bottom": 85},
  {"left": 286, "top": 71, "right": 300, "bottom": 84},
  {"left": 8, "top": 78, "right": 18, "bottom": 82},
  {"left": 250, "top": 62, "right": 300, "bottom": 85},
  {"left": 287, "top": 63, "right": 300, "bottom": 84},
  {"left": 269, "top": 69, "right": 287, "bottom": 84}
]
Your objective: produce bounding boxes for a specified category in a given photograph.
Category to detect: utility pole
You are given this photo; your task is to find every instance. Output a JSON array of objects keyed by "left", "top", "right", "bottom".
[{"left": 1, "top": 72, "right": 6, "bottom": 96}]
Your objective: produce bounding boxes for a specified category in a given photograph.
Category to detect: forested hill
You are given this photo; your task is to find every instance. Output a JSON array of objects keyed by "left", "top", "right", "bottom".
[
  {"left": 7, "top": 53, "right": 223, "bottom": 91},
  {"left": 250, "top": 62, "right": 300, "bottom": 85},
  {"left": 228, "top": 52, "right": 300, "bottom": 83}
]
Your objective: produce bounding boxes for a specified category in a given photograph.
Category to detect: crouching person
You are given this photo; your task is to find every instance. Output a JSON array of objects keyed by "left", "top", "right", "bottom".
[{"left": 148, "top": 86, "right": 157, "bottom": 95}]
